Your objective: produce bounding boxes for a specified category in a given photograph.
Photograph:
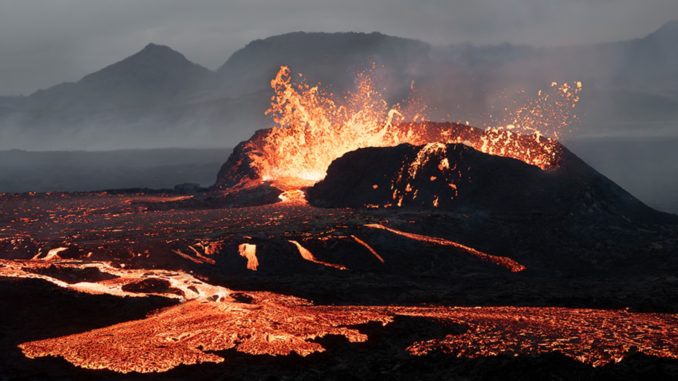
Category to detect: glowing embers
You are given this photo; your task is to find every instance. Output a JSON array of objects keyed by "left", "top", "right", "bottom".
[
  {"left": 389, "top": 143, "right": 463, "bottom": 208},
  {"left": 478, "top": 81, "right": 582, "bottom": 169},
  {"left": 238, "top": 243, "right": 259, "bottom": 271},
  {"left": 365, "top": 224, "right": 526, "bottom": 273},
  {"left": 288, "top": 240, "right": 347, "bottom": 270}
]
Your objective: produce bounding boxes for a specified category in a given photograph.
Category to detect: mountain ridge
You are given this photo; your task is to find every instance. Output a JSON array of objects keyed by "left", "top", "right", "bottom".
[
  {"left": 10, "top": 20, "right": 678, "bottom": 99},
  {"left": 0, "top": 21, "right": 677, "bottom": 151}
]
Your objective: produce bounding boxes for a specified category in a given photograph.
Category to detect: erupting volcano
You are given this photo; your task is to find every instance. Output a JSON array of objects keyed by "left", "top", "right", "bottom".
[
  {"left": 1, "top": 65, "right": 676, "bottom": 380},
  {"left": 216, "top": 66, "right": 582, "bottom": 196}
]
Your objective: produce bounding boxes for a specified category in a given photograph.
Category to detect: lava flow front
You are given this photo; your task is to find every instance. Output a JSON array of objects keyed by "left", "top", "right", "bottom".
[{"left": 2, "top": 259, "right": 674, "bottom": 374}]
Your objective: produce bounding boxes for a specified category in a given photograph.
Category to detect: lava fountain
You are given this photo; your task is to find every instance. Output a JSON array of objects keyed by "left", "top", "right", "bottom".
[{"left": 219, "top": 66, "right": 582, "bottom": 192}]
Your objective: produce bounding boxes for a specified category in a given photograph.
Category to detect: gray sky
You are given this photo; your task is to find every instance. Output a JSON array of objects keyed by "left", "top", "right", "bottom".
[{"left": 1, "top": 0, "right": 677, "bottom": 96}]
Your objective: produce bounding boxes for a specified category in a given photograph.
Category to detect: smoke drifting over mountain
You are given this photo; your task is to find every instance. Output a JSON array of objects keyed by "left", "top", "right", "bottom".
[{"left": 1, "top": 0, "right": 677, "bottom": 95}]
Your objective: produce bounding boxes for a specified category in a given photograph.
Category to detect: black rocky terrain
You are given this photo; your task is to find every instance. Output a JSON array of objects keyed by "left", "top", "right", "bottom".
[{"left": 309, "top": 142, "right": 672, "bottom": 223}]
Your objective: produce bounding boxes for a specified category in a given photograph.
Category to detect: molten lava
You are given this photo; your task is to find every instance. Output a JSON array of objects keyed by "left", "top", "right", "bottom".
[
  {"left": 238, "top": 243, "right": 259, "bottom": 271},
  {"left": 365, "top": 223, "right": 526, "bottom": 272},
  {"left": 0, "top": 190, "right": 675, "bottom": 375},
  {"left": 7, "top": 259, "right": 675, "bottom": 373},
  {"left": 244, "top": 66, "right": 581, "bottom": 189}
]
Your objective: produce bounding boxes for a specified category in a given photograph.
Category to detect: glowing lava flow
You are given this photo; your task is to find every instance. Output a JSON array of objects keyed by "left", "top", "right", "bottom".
[
  {"left": 238, "top": 243, "right": 259, "bottom": 271},
  {"left": 0, "top": 259, "right": 226, "bottom": 301},
  {"left": 351, "top": 235, "right": 385, "bottom": 264},
  {"left": 2, "top": 259, "right": 675, "bottom": 373},
  {"left": 20, "top": 296, "right": 393, "bottom": 374},
  {"left": 34, "top": 247, "right": 68, "bottom": 261},
  {"left": 365, "top": 224, "right": 526, "bottom": 272},
  {"left": 278, "top": 189, "right": 308, "bottom": 204},
  {"left": 288, "top": 240, "right": 348, "bottom": 270},
  {"left": 398, "top": 306, "right": 677, "bottom": 368},
  {"left": 244, "top": 66, "right": 581, "bottom": 189}
]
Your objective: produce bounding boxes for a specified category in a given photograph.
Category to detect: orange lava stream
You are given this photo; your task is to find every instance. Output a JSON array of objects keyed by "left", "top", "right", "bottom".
[
  {"left": 277, "top": 189, "right": 308, "bottom": 204},
  {"left": 238, "top": 243, "right": 259, "bottom": 271},
  {"left": 350, "top": 234, "right": 385, "bottom": 264},
  {"left": 365, "top": 223, "right": 526, "bottom": 272},
  {"left": 20, "top": 297, "right": 391, "bottom": 373},
  {"left": 288, "top": 240, "right": 348, "bottom": 270}
]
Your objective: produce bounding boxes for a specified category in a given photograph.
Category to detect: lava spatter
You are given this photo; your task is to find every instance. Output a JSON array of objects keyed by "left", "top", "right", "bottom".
[{"left": 222, "top": 66, "right": 582, "bottom": 192}]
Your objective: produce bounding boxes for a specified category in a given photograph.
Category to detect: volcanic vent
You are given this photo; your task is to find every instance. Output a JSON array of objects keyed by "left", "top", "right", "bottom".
[{"left": 212, "top": 66, "right": 662, "bottom": 220}]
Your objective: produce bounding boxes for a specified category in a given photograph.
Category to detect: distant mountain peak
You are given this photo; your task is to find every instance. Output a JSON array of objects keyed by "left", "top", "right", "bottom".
[
  {"left": 139, "top": 42, "right": 178, "bottom": 54},
  {"left": 125, "top": 43, "right": 193, "bottom": 64},
  {"left": 143, "top": 42, "right": 164, "bottom": 49},
  {"left": 647, "top": 20, "right": 678, "bottom": 40},
  {"left": 75, "top": 42, "right": 212, "bottom": 85},
  {"left": 25, "top": 41, "right": 214, "bottom": 107},
  {"left": 217, "top": 31, "right": 428, "bottom": 75},
  {"left": 658, "top": 20, "right": 678, "bottom": 30}
]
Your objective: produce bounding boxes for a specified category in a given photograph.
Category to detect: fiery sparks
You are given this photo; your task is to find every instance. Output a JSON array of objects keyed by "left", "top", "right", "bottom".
[
  {"left": 480, "top": 81, "right": 583, "bottom": 169},
  {"left": 243, "top": 66, "right": 582, "bottom": 190},
  {"left": 260, "top": 65, "right": 414, "bottom": 184}
]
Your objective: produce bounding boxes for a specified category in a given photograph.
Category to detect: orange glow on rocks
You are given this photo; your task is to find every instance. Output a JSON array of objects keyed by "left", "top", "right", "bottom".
[
  {"left": 0, "top": 196, "right": 674, "bottom": 375},
  {"left": 400, "top": 306, "right": 677, "bottom": 368},
  {"left": 389, "top": 143, "right": 462, "bottom": 208}
]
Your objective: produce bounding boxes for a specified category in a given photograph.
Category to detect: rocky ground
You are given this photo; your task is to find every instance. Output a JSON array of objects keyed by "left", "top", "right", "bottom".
[{"left": 0, "top": 191, "right": 676, "bottom": 379}]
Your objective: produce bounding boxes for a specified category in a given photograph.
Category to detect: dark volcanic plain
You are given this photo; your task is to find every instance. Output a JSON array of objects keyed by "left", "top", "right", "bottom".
[
  {"left": 0, "top": 182, "right": 677, "bottom": 379},
  {"left": 1, "top": 122, "right": 677, "bottom": 380}
]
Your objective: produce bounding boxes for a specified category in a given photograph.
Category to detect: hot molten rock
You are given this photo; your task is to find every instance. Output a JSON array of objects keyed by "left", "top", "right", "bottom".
[{"left": 218, "top": 66, "right": 582, "bottom": 192}]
